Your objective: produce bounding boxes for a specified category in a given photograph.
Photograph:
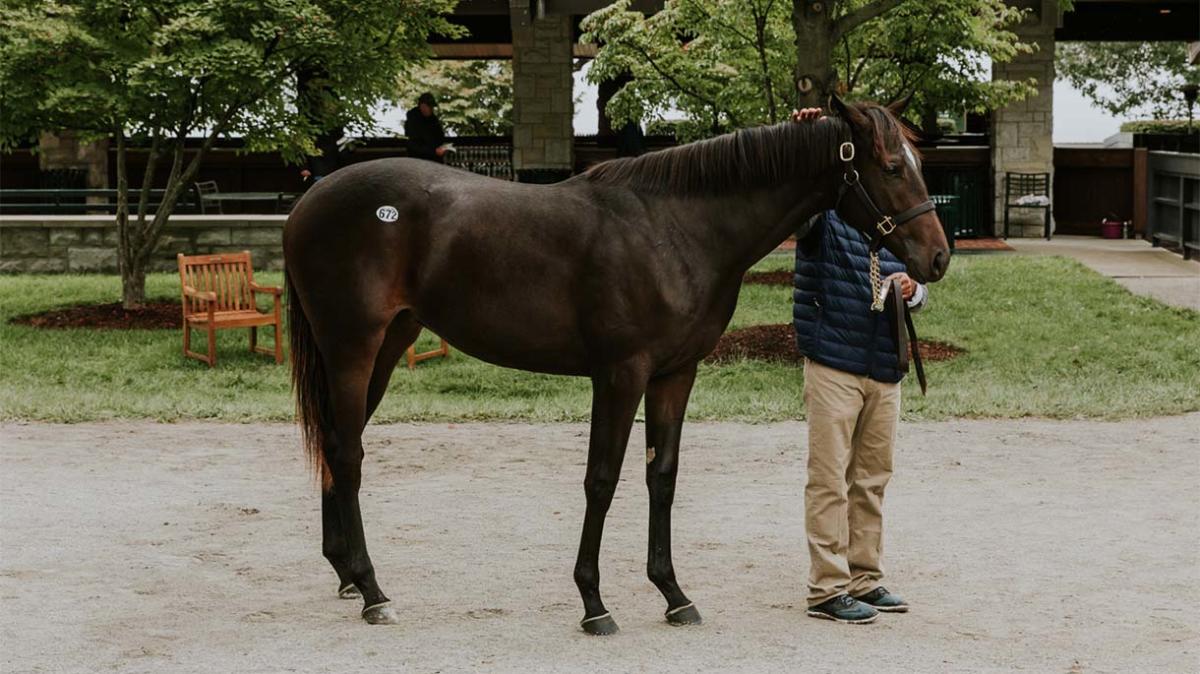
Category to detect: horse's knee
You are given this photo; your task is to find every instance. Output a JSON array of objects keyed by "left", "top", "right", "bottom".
[
  {"left": 646, "top": 471, "right": 676, "bottom": 501},
  {"left": 574, "top": 564, "right": 599, "bottom": 592},
  {"left": 583, "top": 475, "right": 617, "bottom": 508}
]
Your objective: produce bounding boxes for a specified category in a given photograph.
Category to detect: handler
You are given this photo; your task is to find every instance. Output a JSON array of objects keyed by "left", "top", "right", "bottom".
[
  {"left": 405, "top": 92, "right": 447, "bottom": 163},
  {"left": 791, "top": 108, "right": 927, "bottom": 625}
]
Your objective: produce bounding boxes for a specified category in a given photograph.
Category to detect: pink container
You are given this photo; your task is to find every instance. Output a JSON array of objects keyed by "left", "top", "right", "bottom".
[{"left": 1100, "top": 219, "right": 1123, "bottom": 239}]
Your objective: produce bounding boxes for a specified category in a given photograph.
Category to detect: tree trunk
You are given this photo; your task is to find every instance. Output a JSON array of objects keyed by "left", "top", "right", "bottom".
[
  {"left": 792, "top": 0, "right": 837, "bottom": 110},
  {"left": 921, "top": 106, "right": 939, "bottom": 136},
  {"left": 792, "top": 0, "right": 914, "bottom": 110},
  {"left": 113, "top": 132, "right": 146, "bottom": 310},
  {"left": 297, "top": 67, "right": 343, "bottom": 180},
  {"left": 121, "top": 260, "right": 147, "bottom": 309}
]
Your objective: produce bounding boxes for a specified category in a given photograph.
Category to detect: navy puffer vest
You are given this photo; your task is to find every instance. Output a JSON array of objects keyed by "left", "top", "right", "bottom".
[{"left": 793, "top": 211, "right": 907, "bottom": 383}]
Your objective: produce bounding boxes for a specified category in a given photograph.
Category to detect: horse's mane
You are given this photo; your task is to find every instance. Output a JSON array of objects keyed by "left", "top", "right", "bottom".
[{"left": 583, "top": 102, "right": 917, "bottom": 195}]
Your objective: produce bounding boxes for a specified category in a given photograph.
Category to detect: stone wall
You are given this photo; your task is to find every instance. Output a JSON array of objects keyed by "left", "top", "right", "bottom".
[
  {"left": 991, "top": 0, "right": 1058, "bottom": 237},
  {"left": 38, "top": 131, "right": 109, "bottom": 189},
  {"left": 0, "top": 215, "right": 286, "bottom": 274},
  {"left": 509, "top": 5, "right": 574, "bottom": 178}
]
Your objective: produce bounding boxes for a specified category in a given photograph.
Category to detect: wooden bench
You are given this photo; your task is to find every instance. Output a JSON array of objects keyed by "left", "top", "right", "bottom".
[
  {"left": 177, "top": 251, "right": 283, "bottom": 367},
  {"left": 406, "top": 334, "right": 451, "bottom": 369}
]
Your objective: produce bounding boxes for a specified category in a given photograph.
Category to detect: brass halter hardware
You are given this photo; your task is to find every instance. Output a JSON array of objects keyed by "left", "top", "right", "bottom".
[{"left": 834, "top": 139, "right": 936, "bottom": 313}]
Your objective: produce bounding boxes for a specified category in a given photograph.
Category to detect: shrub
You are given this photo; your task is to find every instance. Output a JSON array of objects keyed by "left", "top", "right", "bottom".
[{"left": 1119, "top": 119, "right": 1198, "bottom": 134}]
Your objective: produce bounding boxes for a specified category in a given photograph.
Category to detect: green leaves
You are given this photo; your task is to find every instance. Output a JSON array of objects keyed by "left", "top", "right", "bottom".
[
  {"left": 0, "top": 0, "right": 460, "bottom": 148},
  {"left": 395, "top": 60, "right": 513, "bottom": 136},
  {"left": 0, "top": 0, "right": 459, "bottom": 305},
  {"left": 584, "top": 0, "right": 794, "bottom": 139},
  {"left": 1057, "top": 42, "right": 1200, "bottom": 120},
  {"left": 838, "top": 0, "right": 1035, "bottom": 117},
  {"left": 583, "top": 0, "right": 1038, "bottom": 139}
]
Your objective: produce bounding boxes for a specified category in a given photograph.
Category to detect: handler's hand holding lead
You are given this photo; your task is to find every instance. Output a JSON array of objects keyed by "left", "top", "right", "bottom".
[{"left": 885, "top": 273, "right": 916, "bottom": 300}]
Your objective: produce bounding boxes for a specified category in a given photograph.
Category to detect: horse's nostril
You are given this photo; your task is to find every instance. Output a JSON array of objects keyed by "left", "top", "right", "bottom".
[{"left": 931, "top": 249, "right": 949, "bottom": 280}]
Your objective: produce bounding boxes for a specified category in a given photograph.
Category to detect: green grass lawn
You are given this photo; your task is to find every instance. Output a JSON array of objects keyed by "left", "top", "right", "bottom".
[{"left": 0, "top": 253, "right": 1197, "bottom": 422}]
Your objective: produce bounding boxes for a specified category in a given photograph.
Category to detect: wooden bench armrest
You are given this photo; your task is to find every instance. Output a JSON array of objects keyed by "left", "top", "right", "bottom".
[
  {"left": 182, "top": 285, "right": 217, "bottom": 302},
  {"left": 249, "top": 282, "right": 282, "bottom": 296}
]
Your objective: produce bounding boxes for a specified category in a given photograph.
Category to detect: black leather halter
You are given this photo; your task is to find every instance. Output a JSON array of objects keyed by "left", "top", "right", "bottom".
[
  {"left": 834, "top": 140, "right": 933, "bottom": 395},
  {"left": 833, "top": 141, "right": 936, "bottom": 252}
]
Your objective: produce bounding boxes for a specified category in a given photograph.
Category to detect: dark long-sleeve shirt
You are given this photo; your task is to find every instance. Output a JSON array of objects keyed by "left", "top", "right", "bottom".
[{"left": 405, "top": 107, "right": 445, "bottom": 163}]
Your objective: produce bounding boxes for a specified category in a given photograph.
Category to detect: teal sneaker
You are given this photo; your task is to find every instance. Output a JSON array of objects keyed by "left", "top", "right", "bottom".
[
  {"left": 853, "top": 586, "right": 909, "bottom": 613},
  {"left": 806, "top": 594, "right": 878, "bottom": 624}
]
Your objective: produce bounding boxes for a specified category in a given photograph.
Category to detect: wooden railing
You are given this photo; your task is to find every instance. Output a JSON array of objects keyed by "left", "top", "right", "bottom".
[
  {"left": 0, "top": 189, "right": 200, "bottom": 215},
  {"left": 1146, "top": 151, "right": 1200, "bottom": 259}
]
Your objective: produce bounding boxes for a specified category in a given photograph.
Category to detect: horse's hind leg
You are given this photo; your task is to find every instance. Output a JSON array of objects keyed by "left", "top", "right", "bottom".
[
  {"left": 575, "top": 361, "right": 649, "bottom": 635},
  {"left": 324, "top": 313, "right": 421, "bottom": 601},
  {"left": 644, "top": 363, "right": 702, "bottom": 626},
  {"left": 316, "top": 324, "right": 406, "bottom": 625}
]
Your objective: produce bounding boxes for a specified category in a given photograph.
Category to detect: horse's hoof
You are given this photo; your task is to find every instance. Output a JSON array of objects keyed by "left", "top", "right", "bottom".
[
  {"left": 338, "top": 583, "right": 361, "bottom": 600},
  {"left": 665, "top": 602, "right": 702, "bottom": 626},
  {"left": 362, "top": 601, "right": 400, "bottom": 625},
  {"left": 580, "top": 612, "right": 619, "bottom": 636}
]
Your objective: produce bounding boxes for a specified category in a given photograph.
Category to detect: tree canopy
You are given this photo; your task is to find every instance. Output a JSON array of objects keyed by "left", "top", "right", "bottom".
[
  {"left": 0, "top": 0, "right": 458, "bottom": 307},
  {"left": 583, "top": 0, "right": 1036, "bottom": 140},
  {"left": 1057, "top": 42, "right": 1200, "bottom": 121},
  {"left": 396, "top": 60, "right": 514, "bottom": 137}
]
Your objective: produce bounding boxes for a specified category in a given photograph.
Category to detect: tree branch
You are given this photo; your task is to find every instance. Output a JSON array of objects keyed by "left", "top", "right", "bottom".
[
  {"left": 832, "top": 0, "right": 914, "bottom": 40},
  {"left": 754, "top": 6, "right": 777, "bottom": 121},
  {"left": 135, "top": 129, "right": 163, "bottom": 224},
  {"left": 631, "top": 44, "right": 723, "bottom": 115},
  {"left": 684, "top": 0, "right": 757, "bottom": 48}
]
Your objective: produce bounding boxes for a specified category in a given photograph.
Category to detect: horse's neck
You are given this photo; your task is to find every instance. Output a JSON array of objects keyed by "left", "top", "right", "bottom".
[{"left": 682, "top": 177, "right": 838, "bottom": 275}]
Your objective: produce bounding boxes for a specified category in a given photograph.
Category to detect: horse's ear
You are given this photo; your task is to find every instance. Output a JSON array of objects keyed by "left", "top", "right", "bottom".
[
  {"left": 829, "top": 93, "right": 868, "bottom": 129},
  {"left": 887, "top": 93, "right": 914, "bottom": 117}
]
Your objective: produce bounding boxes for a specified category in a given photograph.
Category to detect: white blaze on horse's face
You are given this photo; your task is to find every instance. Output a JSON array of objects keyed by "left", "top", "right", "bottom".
[{"left": 901, "top": 142, "right": 919, "bottom": 174}]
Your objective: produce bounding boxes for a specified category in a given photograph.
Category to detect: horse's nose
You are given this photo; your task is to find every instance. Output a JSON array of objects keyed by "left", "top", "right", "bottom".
[{"left": 930, "top": 248, "right": 950, "bottom": 281}]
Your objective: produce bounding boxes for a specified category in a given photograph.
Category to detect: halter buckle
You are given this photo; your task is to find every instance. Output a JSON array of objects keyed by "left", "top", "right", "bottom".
[
  {"left": 843, "top": 168, "right": 860, "bottom": 185},
  {"left": 838, "top": 142, "right": 855, "bottom": 162},
  {"left": 876, "top": 216, "right": 896, "bottom": 236}
]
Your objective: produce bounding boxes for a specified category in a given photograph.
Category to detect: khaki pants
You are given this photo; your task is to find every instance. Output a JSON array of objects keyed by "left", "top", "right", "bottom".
[{"left": 803, "top": 358, "right": 900, "bottom": 606}]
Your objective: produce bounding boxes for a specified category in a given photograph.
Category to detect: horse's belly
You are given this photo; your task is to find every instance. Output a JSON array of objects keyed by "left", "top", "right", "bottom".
[{"left": 415, "top": 300, "right": 592, "bottom": 376}]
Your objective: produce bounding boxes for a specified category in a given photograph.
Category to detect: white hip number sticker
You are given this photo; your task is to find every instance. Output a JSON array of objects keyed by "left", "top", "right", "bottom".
[{"left": 376, "top": 206, "right": 399, "bottom": 223}]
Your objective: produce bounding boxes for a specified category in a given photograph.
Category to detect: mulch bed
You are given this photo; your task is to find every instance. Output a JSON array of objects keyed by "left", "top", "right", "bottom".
[
  {"left": 953, "top": 238, "right": 1013, "bottom": 251},
  {"left": 10, "top": 301, "right": 183, "bottom": 330},
  {"left": 705, "top": 323, "right": 964, "bottom": 365},
  {"left": 771, "top": 238, "right": 1013, "bottom": 254},
  {"left": 744, "top": 270, "right": 792, "bottom": 286}
]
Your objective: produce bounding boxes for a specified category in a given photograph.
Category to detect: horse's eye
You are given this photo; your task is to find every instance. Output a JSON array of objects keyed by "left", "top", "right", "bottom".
[{"left": 885, "top": 162, "right": 901, "bottom": 175}]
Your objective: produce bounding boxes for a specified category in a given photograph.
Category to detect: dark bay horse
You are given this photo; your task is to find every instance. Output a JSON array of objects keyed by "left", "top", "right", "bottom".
[{"left": 283, "top": 96, "right": 950, "bottom": 633}]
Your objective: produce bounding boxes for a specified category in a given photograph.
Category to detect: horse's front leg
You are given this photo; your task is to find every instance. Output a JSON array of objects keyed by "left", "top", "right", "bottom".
[
  {"left": 574, "top": 361, "right": 649, "bottom": 635},
  {"left": 644, "top": 362, "right": 702, "bottom": 626}
]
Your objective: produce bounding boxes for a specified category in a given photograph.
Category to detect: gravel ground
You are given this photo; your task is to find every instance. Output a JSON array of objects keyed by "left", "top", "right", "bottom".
[{"left": 2, "top": 416, "right": 1198, "bottom": 674}]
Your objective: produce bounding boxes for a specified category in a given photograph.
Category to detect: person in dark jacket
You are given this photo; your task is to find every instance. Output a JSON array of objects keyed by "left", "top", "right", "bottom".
[
  {"left": 795, "top": 206, "right": 928, "bottom": 625},
  {"left": 791, "top": 105, "right": 929, "bottom": 624},
  {"left": 405, "top": 92, "right": 446, "bottom": 163}
]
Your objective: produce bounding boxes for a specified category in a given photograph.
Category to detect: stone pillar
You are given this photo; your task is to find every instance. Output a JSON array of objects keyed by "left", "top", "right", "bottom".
[
  {"left": 991, "top": 0, "right": 1057, "bottom": 237},
  {"left": 510, "top": 5, "right": 574, "bottom": 182},
  {"left": 37, "top": 131, "right": 108, "bottom": 189}
]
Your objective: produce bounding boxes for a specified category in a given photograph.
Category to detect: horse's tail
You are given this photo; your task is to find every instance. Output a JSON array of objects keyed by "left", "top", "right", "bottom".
[{"left": 286, "top": 268, "right": 333, "bottom": 492}]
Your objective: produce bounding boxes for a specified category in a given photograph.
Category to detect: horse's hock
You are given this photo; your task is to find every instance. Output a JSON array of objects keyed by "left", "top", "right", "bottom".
[{"left": 0, "top": 215, "right": 285, "bottom": 274}]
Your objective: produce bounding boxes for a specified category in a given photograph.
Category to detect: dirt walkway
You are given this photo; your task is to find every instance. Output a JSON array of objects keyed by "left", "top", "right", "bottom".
[{"left": 2, "top": 417, "right": 1198, "bottom": 673}]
